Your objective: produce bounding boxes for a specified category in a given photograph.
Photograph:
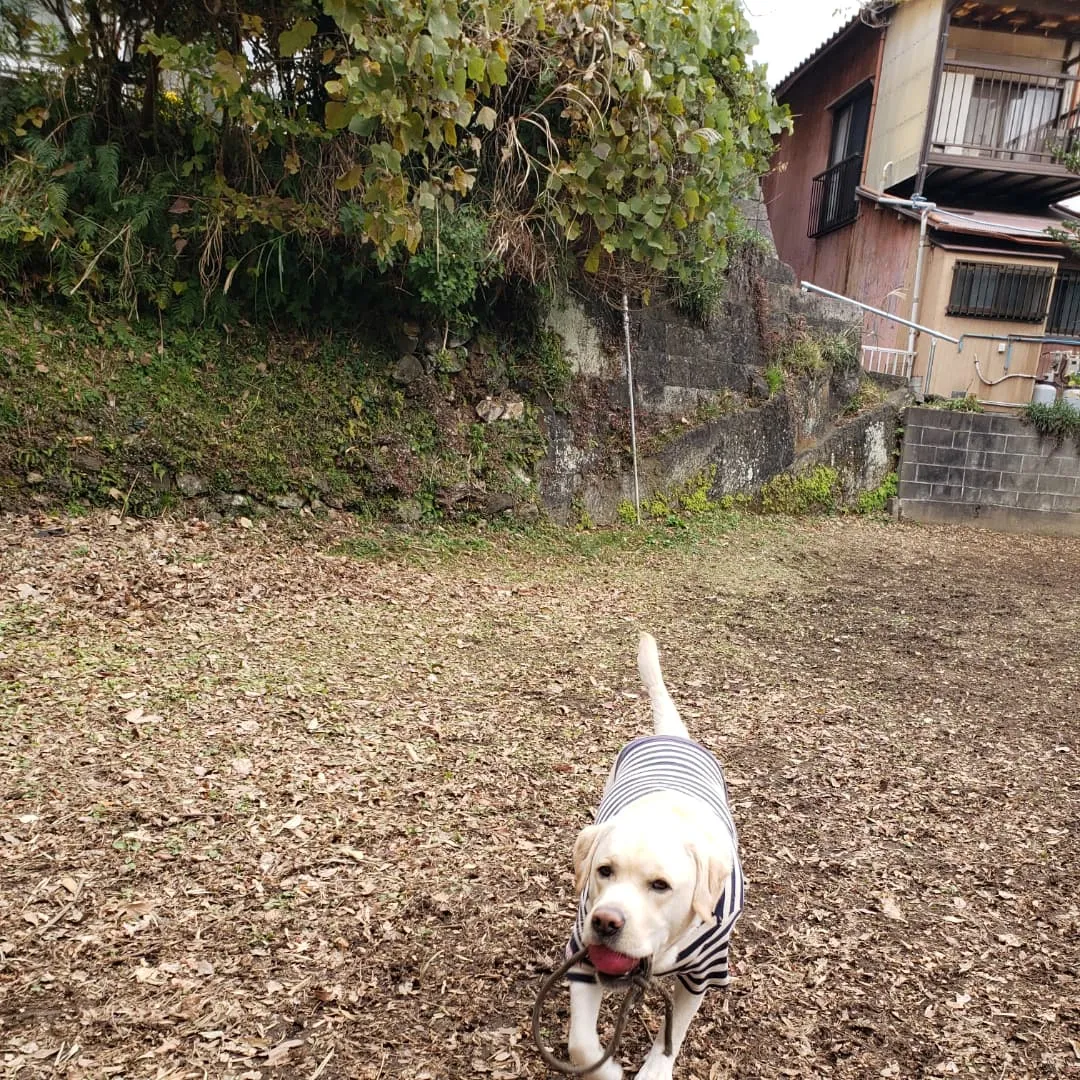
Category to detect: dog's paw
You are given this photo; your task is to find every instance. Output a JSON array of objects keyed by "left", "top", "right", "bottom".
[
  {"left": 569, "top": 1046, "right": 622, "bottom": 1080},
  {"left": 634, "top": 1050, "right": 674, "bottom": 1080},
  {"left": 578, "top": 1061, "right": 622, "bottom": 1080}
]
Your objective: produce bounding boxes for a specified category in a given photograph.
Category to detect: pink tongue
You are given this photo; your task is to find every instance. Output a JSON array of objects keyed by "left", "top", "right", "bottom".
[{"left": 587, "top": 945, "right": 639, "bottom": 976}]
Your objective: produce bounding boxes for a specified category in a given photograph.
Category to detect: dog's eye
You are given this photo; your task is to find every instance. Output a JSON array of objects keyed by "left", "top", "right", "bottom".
[
  {"left": 597, "top": 865, "right": 613, "bottom": 879},
  {"left": 650, "top": 879, "right": 670, "bottom": 892}
]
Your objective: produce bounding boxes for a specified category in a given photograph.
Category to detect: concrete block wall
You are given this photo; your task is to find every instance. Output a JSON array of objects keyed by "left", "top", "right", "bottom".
[{"left": 898, "top": 406, "right": 1080, "bottom": 536}]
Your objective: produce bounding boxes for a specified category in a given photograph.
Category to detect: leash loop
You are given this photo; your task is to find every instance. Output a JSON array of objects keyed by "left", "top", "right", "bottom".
[{"left": 531, "top": 947, "right": 674, "bottom": 1075}]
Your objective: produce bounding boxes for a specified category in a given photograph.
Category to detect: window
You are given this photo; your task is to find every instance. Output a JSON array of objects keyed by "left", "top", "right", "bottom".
[
  {"left": 946, "top": 261, "right": 1054, "bottom": 322},
  {"left": 1047, "top": 269, "right": 1080, "bottom": 335},
  {"left": 808, "top": 84, "right": 873, "bottom": 239}
]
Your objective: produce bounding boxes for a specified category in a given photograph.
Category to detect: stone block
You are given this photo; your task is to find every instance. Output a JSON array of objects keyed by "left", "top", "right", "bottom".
[
  {"left": 898, "top": 479, "right": 933, "bottom": 501},
  {"left": 920, "top": 426, "right": 956, "bottom": 448},
  {"left": 988, "top": 413, "right": 1024, "bottom": 434},
  {"left": 970, "top": 433, "right": 1009, "bottom": 453},
  {"left": 934, "top": 446, "right": 969, "bottom": 468},
  {"left": 979, "top": 451, "right": 1022, "bottom": 473},
  {"left": 1050, "top": 492, "right": 1080, "bottom": 512},
  {"left": 997, "top": 470, "right": 1042, "bottom": 493},
  {"left": 964, "top": 468, "right": 1002, "bottom": 490},
  {"left": 916, "top": 463, "right": 951, "bottom": 485},
  {"left": 1005, "top": 434, "right": 1046, "bottom": 456},
  {"left": 1016, "top": 491, "right": 1056, "bottom": 511},
  {"left": 1036, "top": 473, "right": 1077, "bottom": 496}
]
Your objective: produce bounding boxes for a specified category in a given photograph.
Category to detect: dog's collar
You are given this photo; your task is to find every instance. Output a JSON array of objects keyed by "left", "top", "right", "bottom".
[{"left": 585, "top": 956, "right": 652, "bottom": 987}]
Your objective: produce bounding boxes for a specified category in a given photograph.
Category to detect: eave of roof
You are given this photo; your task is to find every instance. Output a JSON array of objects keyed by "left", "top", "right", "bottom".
[
  {"left": 772, "top": 5, "right": 893, "bottom": 98},
  {"left": 856, "top": 187, "right": 1073, "bottom": 249}
]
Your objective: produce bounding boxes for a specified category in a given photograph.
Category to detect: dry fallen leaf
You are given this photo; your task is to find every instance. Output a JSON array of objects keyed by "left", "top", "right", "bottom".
[
  {"left": 2, "top": 514, "right": 1078, "bottom": 1080},
  {"left": 880, "top": 894, "right": 905, "bottom": 922}
]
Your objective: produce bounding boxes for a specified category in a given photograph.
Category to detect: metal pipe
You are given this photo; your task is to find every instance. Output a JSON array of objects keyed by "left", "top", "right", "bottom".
[
  {"left": 973, "top": 358, "right": 1038, "bottom": 386},
  {"left": 907, "top": 202, "right": 932, "bottom": 358},
  {"left": 622, "top": 291, "right": 641, "bottom": 526},
  {"left": 800, "top": 280, "right": 959, "bottom": 343},
  {"left": 958, "top": 332, "right": 1080, "bottom": 350},
  {"left": 916, "top": 0, "right": 957, "bottom": 194}
]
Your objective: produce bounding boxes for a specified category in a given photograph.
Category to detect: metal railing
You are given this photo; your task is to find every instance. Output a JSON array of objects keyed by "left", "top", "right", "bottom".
[
  {"left": 807, "top": 154, "right": 862, "bottom": 238},
  {"left": 861, "top": 346, "right": 916, "bottom": 379},
  {"left": 930, "top": 61, "right": 1080, "bottom": 164},
  {"left": 1047, "top": 268, "right": 1080, "bottom": 336}
]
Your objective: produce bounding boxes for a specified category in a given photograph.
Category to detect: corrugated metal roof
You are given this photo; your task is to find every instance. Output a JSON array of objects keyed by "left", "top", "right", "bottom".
[
  {"left": 926, "top": 206, "right": 1068, "bottom": 246},
  {"left": 858, "top": 188, "right": 1073, "bottom": 246}
]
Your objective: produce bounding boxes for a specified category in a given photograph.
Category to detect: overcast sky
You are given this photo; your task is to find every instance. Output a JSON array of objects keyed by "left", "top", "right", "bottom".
[{"left": 745, "top": 0, "right": 860, "bottom": 87}]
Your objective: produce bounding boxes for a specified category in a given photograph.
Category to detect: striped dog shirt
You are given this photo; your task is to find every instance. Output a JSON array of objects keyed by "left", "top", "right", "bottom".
[{"left": 567, "top": 735, "right": 745, "bottom": 995}]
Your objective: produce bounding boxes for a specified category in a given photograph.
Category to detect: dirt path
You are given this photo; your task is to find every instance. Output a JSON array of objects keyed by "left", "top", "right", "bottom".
[{"left": 2, "top": 513, "right": 1078, "bottom": 1079}]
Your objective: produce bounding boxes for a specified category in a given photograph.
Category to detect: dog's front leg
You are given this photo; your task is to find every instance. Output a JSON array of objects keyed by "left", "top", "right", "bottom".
[
  {"left": 568, "top": 980, "right": 623, "bottom": 1080},
  {"left": 634, "top": 983, "right": 703, "bottom": 1080}
]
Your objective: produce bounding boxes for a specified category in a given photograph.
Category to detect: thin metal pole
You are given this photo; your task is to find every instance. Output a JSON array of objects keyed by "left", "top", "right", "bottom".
[
  {"left": 622, "top": 291, "right": 641, "bottom": 525},
  {"left": 800, "top": 280, "right": 960, "bottom": 344}
]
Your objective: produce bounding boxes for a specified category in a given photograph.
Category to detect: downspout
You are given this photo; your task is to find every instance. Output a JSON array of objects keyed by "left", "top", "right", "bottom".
[
  {"left": 906, "top": 200, "right": 931, "bottom": 364},
  {"left": 868, "top": 194, "right": 937, "bottom": 396},
  {"left": 914, "top": 0, "right": 957, "bottom": 196}
]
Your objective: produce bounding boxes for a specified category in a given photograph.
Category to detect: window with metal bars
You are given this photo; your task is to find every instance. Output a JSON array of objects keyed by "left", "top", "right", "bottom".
[
  {"left": 946, "top": 261, "right": 1054, "bottom": 322},
  {"left": 1046, "top": 269, "right": 1080, "bottom": 335}
]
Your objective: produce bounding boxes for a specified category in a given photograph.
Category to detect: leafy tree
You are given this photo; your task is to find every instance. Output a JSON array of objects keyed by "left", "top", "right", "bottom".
[{"left": 0, "top": 0, "right": 789, "bottom": 322}]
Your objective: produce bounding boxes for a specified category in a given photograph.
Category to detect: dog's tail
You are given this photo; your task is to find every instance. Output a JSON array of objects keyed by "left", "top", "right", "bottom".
[{"left": 638, "top": 632, "right": 688, "bottom": 738}]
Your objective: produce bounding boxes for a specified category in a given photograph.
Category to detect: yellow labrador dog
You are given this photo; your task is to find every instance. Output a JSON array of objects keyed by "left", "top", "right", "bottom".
[{"left": 564, "top": 633, "right": 744, "bottom": 1080}]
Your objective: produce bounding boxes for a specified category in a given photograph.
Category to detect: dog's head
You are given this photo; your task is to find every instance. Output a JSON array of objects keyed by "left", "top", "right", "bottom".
[{"left": 572, "top": 794, "right": 733, "bottom": 979}]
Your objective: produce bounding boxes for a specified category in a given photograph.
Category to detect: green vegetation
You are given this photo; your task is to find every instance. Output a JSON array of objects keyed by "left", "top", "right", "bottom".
[
  {"left": 0, "top": 306, "right": 545, "bottom": 516},
  {"left": 759, "top": 465, "right": 840, "bottom": 515},
  {"left": 843, "top": 374, "right": 888, "bottom": 416},
  {"left": 1022, "top": 398, "right": 1080, "bottom": 446},
  {"left": 616, "top": 467, "right": 721, "bottom": 528},
  {"left": 639, "top": 391, "right": 739, "bottom": 453},
  {"left": 765, "top": 364, "right": 785, "bottom": 396},
  {"left": 0, "top": 0, "right": 789, "bottom": 328},
  {"left": 929, "top": 394, "right": 984, "bottom": 413},
  {"left": 776, "top": 330, "right": 858, "bottom": 378},
  {"left": 855, "top": 471, "right": 897, "bottom": 515}
]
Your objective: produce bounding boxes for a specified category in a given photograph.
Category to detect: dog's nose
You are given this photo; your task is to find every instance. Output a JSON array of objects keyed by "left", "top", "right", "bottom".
[{"left": 591, "top": 907, "right": 624, "bottom": 938}]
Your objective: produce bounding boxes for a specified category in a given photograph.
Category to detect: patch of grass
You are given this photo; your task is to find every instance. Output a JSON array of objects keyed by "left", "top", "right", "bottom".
[
  {"left": 641, "top": 467, "right": 719, "bottom": 527},
  {"left": 855, "top": 471, "right": 898, "bottom": 515},
  {"left": 330, "top": 507, "right": 746, "bottom": 564},
  {"left": 782, "top": 335, "right": 825, "bottom": 375},
  {"left": 1022, "top": 398, "right": 1080, "bottom": 446},
  {"left": 759, "top": 465, "right": 840, "bottom": 515},
  {"left": 507, "top": 329, "right": 572, "bottom": 406},
  {"left": 0, "top": 305, "right": 549, "bottom": 517},
  {"left": 843, "top": 375, "right": 889, "bottom": 416},
  {"left": 777, "top": 330, "right": 859, "bottom": 380},
  {"left": 639, "top": 391, "right": 740, "bottom": 454},
  {"left": 765, "top": 364, "right": 784, "bottom": 396},
  {"left": 928, "top": 394, "right": 984, "bottom": 413}
]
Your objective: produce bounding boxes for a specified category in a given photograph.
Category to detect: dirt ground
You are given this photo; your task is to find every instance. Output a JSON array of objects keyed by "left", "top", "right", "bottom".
[{"left": 2, "top": 511, "right": 1078, "bottom": 1080}]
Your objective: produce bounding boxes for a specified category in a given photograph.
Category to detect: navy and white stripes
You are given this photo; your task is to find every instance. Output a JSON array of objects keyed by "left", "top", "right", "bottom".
[{"left": 568, "top": 735, "right": 745, "bottom": 995}]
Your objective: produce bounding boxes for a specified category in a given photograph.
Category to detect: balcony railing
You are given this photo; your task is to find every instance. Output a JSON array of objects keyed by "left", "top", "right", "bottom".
[
  {"left": 930, "top": 62, "right": 1080, "bottom": 165},
  {"left": 807, "top": 154, "right": 862, "bottom": 238}
]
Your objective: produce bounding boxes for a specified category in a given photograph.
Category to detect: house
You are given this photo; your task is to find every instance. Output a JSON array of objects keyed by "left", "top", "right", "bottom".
[{"left": 762, "top": 0, "right": 1080, "bottom": 408}]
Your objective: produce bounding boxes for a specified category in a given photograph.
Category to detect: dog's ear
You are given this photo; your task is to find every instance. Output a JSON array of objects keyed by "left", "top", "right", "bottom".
[
  {"left": 689, "top": 834, "right": 733, "bottom": 923},
  {"left": 573, "top": 823, "right": 610, "bottom": 895}
]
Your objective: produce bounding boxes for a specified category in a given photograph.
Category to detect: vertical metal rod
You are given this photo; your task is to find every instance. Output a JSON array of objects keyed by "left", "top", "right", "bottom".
[{"left": 622, "top": 291, "right": 641, "bottom": 526}]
